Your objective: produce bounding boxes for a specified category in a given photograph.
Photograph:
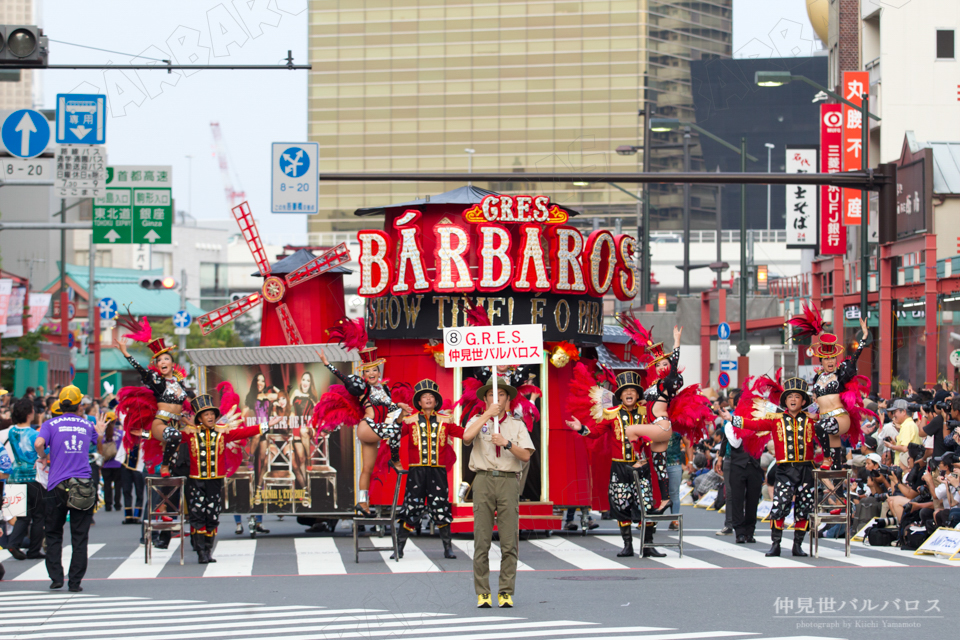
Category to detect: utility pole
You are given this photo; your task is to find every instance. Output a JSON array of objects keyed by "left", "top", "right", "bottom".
[
  {"left": 58, "top": 199, "right": 69, "bottom": 350},
  {"left": 682, "top": 127, "right": 692, "bottom": 295},
  {"left": 640, "top": 104, "right": 655, "bottom": 307},
  {"left": 737, "top": 137, "right": 750, "bottom": 381},
  {"left": 860, "top": 93, "right": 870, "bottom": 318},
  {"left": 88, "top": 235, "right": 99, "bottom": 399}
]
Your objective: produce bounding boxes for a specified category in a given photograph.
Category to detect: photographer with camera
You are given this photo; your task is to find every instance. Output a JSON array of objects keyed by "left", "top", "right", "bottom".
[{"left": 884, "top": 399, "right": 922, "bottom": 468}]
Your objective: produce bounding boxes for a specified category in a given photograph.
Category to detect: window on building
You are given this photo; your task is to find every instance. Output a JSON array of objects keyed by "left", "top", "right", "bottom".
[
  {"left": 937, "top": 29, "right": 955, "bottom": 59},
  {"left": 151, "top": 251, "right": 173, "bottom": 274}
]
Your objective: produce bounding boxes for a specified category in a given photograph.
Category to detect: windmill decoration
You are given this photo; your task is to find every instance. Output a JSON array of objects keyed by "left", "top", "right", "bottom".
[{"left": 196, "top": 201, "right": 351, "bottom": 345}]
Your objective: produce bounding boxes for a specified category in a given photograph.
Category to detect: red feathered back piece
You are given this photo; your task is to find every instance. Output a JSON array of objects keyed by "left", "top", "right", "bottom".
[
  {"left": 329, "top": 317, "right": 368, "bottom": 351},
  {"left": 312, "top": 385, "right": 363, "bottom": 433},
  {"left": 390, "top": 382, "right": 413, "bottom": 407},
  {"left": 117, "top": 386, "right": 157, "bottom": 459},
  {"left": 465, "top": 300, "right": 491, "bottom": 327},
  {"left": 788, "top": 302, "right": 825, "bottom": 340},
  {"left": 840, "top": 374, "right": 874, "bottom": 447},
  {"left": 455, "top": 377, "right": 484, "bottom": 429},
  {"left": 217, "top": 380, "right": 240, "bottom": 415},
  {"left": 667, "top": 385, "right": 713, "bottom": 442},
  {"left": 618, "top": 311, "right": 654, "bottom": 366},
  {"left": 732, "top": 375, "right": 775, "bottom": 459}
]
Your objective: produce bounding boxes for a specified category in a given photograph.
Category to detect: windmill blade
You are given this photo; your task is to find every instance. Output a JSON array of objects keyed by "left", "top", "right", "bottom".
[
  {"left": 231, "top": 201, "right": 271, "bottom": 277},
  {"left": 275, "top": 303, "right": 305, "bottom": 345},
  {"left": 285, "top": 243, "right": 352, "bottom": 288},
  {"left": 196, "top": 293, "right": 262, "bottom": 335}
]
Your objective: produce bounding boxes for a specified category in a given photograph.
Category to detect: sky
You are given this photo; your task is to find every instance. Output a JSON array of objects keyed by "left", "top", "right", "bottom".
[{"left": 38, "top": 0, "right": 818, "bottom": 246}]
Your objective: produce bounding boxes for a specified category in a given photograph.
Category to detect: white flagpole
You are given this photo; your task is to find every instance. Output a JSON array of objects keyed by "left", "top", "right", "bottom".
[{"left": 492, "top": 372, "right": 500, "bottom": 435}]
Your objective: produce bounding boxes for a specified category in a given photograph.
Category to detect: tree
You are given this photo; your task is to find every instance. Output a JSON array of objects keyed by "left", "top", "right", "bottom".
[{"left": 0, "top": 327, "right": 53, "bottom": 391}]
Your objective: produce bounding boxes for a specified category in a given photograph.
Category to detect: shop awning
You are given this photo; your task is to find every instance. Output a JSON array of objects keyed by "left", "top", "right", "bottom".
[{"left": 185, "top": 343, "right": 358, "bottom": 367}]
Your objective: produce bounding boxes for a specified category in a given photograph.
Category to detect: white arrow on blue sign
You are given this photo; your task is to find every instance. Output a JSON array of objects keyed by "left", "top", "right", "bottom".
[
  {"left": 720, "top": 360, "right": 738, "bottom": 371},
  {"left": 717, "top": 322, "right": 731, "bottom": 340},
  {"left": 56, "top": 94, "right": 107, "bottom": 145},
  {"left": 173, "top": 310, "right": 192, "bottom": 328},
  {"left": 1, "top": 110, "right": 51, "bottom": 159},
  {"left": 98, "top": 297, "right": 118, "bottom": 320}
]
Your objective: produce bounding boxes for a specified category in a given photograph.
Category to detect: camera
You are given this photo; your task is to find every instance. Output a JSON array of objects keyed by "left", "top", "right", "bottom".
[
  {"left": 871, "top": 516, "right": 898, "bottom": 529},
  {"left": 907, "top": 403, "right": 921, "bottom": 413}
]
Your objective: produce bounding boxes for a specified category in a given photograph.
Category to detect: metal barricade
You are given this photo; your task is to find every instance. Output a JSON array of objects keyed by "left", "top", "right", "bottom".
[
  {"left": 811, "top": 468, "right": 852, "bottom": 557},
  {"left": 144, "top": 476, "right": 186, "bottom": 566}
]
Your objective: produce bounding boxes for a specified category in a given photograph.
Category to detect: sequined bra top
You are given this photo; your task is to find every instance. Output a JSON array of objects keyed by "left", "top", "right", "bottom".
[
  {"left": 126, "top": 354, "right": 191, "bottom": 404},
  {"left": 643, "top": 347, "right": 682, "bottom": 404},
  {"left": 811, "top": 341, "right": 864, "bottom": 399}
]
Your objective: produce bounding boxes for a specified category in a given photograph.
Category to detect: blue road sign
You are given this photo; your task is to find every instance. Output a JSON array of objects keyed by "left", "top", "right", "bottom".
[
  {"left": 272, "top": 142, "right": 319, "bottom": 214},
  {"left": 717, "top": 322, "right": 731, "bottom": 340},
  {"left": 1, "top": 110, "right": 51, "bottom": 159},
  {"left": 720, "top": 360, "right": 737, "bottom": 371},
  {"left": 173, "top": 310, "right": 192, "bottom": 328},
  {"left": 98, "top": 297, "right": 118, "bottom": 320},
  {"left": 279, "top": 146, "right": 311, "bottom": 178},
  {"left": 56, "top": 94, "right": 106, "bottom": 145},
  {"left": 718, "top": 372, "right": 730, "bottom": 388}
]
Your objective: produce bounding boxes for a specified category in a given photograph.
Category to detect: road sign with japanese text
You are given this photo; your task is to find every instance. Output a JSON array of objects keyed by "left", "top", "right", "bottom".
[
  {"left": 272, "top": 142, "right": 318, "bottom": 214},
  {"left": 442, "top": 324, "right": 544, "bottom": 368},
  {"left": 56, "top": 94, "right": 106, "bottom": 145},
  {"left": 133, "top": 187, "right": 173, "bottom": 244},
  {"left": 841, "top": 71, "right": 868, "bottom": 226},
  {"left": 93, "top": 166, "right": 172, "bottom": 245},
  {"left": 819, "top": 104, "right": 846, "bottom": 256},
  {"left": 55, "top": 144, "right": 106, "bottom": 198}
]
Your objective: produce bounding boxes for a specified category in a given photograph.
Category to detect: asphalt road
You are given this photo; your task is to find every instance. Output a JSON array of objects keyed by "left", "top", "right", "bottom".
[{"left": 1, "top": 505, "right": 955, "bottom": 640}]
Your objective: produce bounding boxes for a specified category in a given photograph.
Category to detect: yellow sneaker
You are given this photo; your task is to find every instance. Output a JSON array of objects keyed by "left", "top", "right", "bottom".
[
  {"left": 497, "top": 592, "right": 513, "bottom": 608},
  {"left": 477, "top": 593, "right": 492, "bottom": 608}
]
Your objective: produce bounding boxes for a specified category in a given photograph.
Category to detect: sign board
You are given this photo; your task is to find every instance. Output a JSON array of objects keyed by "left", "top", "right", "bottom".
[
  {"left": 56, "top": 94, "right": 106, "bottom": 145},
  {"left": 756, "top": 500, "right": 773, "bottom": 521},
  {"left": 442, "top": 324, "right": 544, "bottom": 368},
  {"left": 914, "top": 527, "right": 960, "bottom": 559},
  {"left": 55, "top": 144, "right": 107, "bottom": 198},
  {"left": 695, "top": 489, "right": 718, "bottom": 509},
  {"left": 98, "top": 297, "right": 118, "bottom": 320},
  {"left": 272, "top": 142, "right": 318, "bottom": 214},
  {"left": 2, "top": 483, "right": 27, "bottom": 520},
  {"left": 894, "top": 142, "right": 934, "bottom": 241},
  {"left": 94, "top": 166, "right": 173, "bottom": 244},
  {"left": 1, "top": 157, "right": 52, "bottom": 184},
  {"left": 717, "top": 338, "right": 731, "bottom": 361},
  {"left": 718, "top": 371, "right": 730, "bottom": 388},
  {"left": 679, "top": 483, "right": 694, "bottom": 504},
  {"left": 841, "top": 71, "right": 868, "bottom": 226},
  {"left": 173, "top": 310, "right": 192, "bottom": 328},
  {"left": 174, "top": 327, "right": 190, "bottom": 336},
  {"left": 951, "top": 349, "right": 960, "bottom": 368},
  {"left": 785, "top": 146, "right": 818, "bottom": 249},
  {"left": 717, "top": 322, "right": 731, "bottom": 340},
  {"left": 1, "top": 109, "right": 50, "bottom": 158},
  {"left": 819, "top": 104, "right": 846, "bottom": 255},
  {"left": 720, "top": 360, "right": 737, "bottom": 371}
]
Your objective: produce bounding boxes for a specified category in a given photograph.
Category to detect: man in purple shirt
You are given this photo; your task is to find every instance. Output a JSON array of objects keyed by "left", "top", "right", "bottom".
[{"left": 34, "top": 386, "right": 107, "bottom": 592}]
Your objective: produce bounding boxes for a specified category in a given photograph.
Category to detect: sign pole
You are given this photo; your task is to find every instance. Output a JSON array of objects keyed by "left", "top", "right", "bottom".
[
  {"left": 59, "top": 198, "right": 69, "bottom": 350},
  {"left": 179, "top": 268, "right": 188, "bottom": 367},
  {"left": 492, "top": 373, "right": 499, "bottom": 435},
  {"left": 88, "top": 231, "right": 99, "bottom": 399},
  {"left": 860, "top": 92, "right": 869, "bottom": 319}
]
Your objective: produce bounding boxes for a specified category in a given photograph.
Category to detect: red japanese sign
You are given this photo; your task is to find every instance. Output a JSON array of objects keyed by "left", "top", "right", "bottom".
[
  {"left": 820, "top": 104, "right": 846, "bottom": 255},
  {"left": 841, "top": 71, "right": 869, "bottom": 226}
]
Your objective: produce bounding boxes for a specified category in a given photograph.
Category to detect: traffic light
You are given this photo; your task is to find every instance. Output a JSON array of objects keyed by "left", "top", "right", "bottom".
[
  {"left": 141, "top": 276, "right": 178, "bottom": 290},
  {"left": 0, "top": 26, "right": 48, "bottom": 67}
]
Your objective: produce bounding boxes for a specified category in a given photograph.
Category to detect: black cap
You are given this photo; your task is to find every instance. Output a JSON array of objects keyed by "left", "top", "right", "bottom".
[
  {"left": 862, "top": 435, "right": 878, "bottom": 450},
  {"left": 907, "top": 442, "right": 926, "bottom": 461}
]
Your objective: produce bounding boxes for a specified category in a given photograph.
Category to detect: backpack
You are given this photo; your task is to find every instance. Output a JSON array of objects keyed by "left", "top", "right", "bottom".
[{"left": 865, "top": 527, "right": 898, "bottom": 547}]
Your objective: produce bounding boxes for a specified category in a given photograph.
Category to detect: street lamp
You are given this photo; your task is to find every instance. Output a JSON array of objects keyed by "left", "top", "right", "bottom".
[
  {"left": 645, "top": 118, "right": 758, "bottom": 309},
  {"left": 764, "top": 143, "right": 775, "bottom": 231},
  {"left": 755, "top": 70, "right": 881, "bottom": 318}
]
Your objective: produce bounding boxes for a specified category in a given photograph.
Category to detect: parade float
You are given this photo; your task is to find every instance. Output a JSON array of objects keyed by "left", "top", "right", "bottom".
[{"left": 184, "top": 187, "right": 643, "bottom": 530}]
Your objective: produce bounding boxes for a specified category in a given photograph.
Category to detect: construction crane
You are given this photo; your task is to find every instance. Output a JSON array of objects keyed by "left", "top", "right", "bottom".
[{"left": 210, "top": 122, "right": 246, "bottom": 210}]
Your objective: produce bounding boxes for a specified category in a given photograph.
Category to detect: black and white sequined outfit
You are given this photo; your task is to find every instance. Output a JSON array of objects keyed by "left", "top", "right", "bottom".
[
  {"left": 326, "top": 363, "right": 403, "bottom": 457},
  {"left": 811, "top": 340, "right": 864, "bottom": 468},
  {"left": 643, "top": 347, "right": 683, "bottom": 415}
]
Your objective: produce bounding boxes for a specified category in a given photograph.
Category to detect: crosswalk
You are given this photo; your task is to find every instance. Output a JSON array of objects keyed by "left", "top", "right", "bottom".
[
  {"left": 0, "top": 531, "right": 955, "bottom": 582},
  {"left": 0, "top": 590, "right": 849, "bottom": 640}
]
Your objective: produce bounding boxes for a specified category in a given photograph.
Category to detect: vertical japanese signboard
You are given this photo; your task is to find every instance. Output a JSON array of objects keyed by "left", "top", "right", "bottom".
[
  {"left": 785, "top": 146, "right": 818, "bottom": 249},
  {"left": 841, "top": 71, "right": 869, "bottom": 226},
  {"left": 819, "top": 104, "right": 846, "bottom": 255}
]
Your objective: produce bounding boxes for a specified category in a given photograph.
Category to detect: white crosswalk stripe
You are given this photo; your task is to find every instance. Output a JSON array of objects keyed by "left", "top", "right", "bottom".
[
  {"left": 0, "top": 590, "right": 842, "bottom": 640},
  {"left": 11, "top": 543, "right": 105, "bottom": 581},
  {"left": 1, "top": 531, "right": 955, "bottom": 583},
  {"left": 595, "top": 535, "right": 722, "bottom": 569},
  {"left": 451, "top": 539, "right": 535, "bottom": 571},
  {"left": 528, "top": 538, "right": 628, "bottom": 570}
]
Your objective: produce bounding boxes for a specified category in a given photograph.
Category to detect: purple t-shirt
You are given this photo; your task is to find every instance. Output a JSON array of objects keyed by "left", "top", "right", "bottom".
[{"left": 38, "top": 414, "right": 98, "bottom": 490}]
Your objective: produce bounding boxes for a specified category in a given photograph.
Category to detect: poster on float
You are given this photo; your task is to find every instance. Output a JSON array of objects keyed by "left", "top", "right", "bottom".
[{"left": 202, "top": 360, "right": 355, "bottom": 514}]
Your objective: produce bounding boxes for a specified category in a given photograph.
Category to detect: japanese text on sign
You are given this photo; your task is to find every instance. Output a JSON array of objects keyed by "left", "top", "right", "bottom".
[
  {"left": 55, "top": 144, "right": 106, "bottom": 198},
  {"left": 841, "top": 71, "right": 868, "bottom": 226},
  {"left": 785, "top": 146, "right": 817, "bottom": 248},
  {"left": 819, "top": 104, "right": 846, "bottom": 255},
  {"left": 442, "top": 324, "right": 544, "bottom": 368}
]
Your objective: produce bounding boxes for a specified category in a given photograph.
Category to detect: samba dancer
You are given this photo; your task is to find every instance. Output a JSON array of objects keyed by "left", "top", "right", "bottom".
[
  {"left": 393, "top": 380, "right": 463, "bottom": 560},
  {"left": 722, "top": 378, "right": 816, "bottom": 557},
  {"left": 789, "top": 305, "right": 871, "bottom": 469}
]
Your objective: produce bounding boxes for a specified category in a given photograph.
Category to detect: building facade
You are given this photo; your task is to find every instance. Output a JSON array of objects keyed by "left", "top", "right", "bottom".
[{"left": 307, "top": 0, "right": 731, "bottom": 238}]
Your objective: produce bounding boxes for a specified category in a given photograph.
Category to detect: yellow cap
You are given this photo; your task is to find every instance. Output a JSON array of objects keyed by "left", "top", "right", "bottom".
[
  {"left": 105, "top": 410, "right": 117, "bottom": 422},
  {"left": 59, "top": 385, "right": 83, "bottom": 408},
  {"left": 51, "top": 400, "right": 62, "bottom": 416}
]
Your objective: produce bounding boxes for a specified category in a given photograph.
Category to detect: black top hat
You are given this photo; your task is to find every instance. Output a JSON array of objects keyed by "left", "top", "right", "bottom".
[
  {"left": 413, "top": 379, "right": 443, "bottom": 410},
  {"left": 779, "top": 377, "right": 811, "bottom": 409},
  {"left": 614, "top": 371, "right": 644, "bottom": 404},
  {"left": 193, "top": 393, "right": 220, "bottom": 421}
]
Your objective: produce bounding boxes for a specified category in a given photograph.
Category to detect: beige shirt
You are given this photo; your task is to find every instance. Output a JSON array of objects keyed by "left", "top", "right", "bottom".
[{"left": 468, "top": 414, "right": 535, "bottom": 473}]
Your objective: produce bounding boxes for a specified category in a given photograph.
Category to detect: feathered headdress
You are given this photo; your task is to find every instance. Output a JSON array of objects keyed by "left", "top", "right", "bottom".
[
  {"left": 328, "top": 317, "right": 368, "bottom": 351},
  {"left": 465, "top": 298, "right": 491, "bottom": 327},
  {"left": 787, "top": 302, "right": 825, "bottom": 341},
  {"left": 217, "top": 380, "right": 240, "bottom": 415},
  {"left": 618, "top": 310, "right": 654, "bottom": 367},
  {"left": 118, "top": 309, "right": 152, "bottom": 343}
]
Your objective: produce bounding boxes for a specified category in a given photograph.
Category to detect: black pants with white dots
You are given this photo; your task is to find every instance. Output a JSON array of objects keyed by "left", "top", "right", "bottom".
[
  {"left": 186, "top": 478, "right": 224, "bottom": 533},
  {"left": 400, "top": 466, "right": 453, "bottom": 528}
]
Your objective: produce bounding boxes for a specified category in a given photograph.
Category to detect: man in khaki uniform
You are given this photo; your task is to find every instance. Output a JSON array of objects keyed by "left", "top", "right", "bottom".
[{"left": 463, "top": 378, "right": 535, "bottom": 609}]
